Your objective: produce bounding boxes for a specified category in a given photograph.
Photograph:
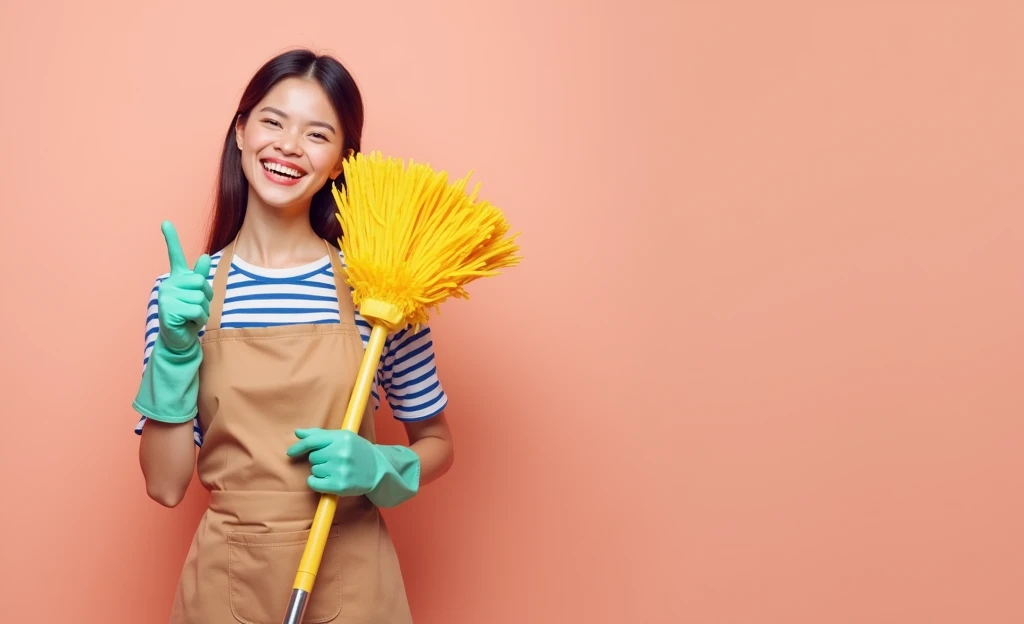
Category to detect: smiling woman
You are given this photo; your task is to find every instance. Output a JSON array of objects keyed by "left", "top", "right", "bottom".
[{"left": 131, "top": 49, "right": 453, "bottom": 624}]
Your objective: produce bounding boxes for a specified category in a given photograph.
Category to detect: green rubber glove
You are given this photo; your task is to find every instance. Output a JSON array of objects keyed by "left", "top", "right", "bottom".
[
  {"left": 286, "top": 428, "right": 421, "bottom": 508},
  {"left": 132, "top": 221, "right": 213, "bottom": 424}
]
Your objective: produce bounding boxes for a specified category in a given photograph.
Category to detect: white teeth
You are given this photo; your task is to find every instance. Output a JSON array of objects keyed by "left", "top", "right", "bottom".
[{"left": 262, "top": 161, "right": 304, "bottom": 178}]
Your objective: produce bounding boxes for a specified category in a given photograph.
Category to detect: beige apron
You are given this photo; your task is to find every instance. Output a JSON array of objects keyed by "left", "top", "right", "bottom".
[{"left": 168, "top": 239, "right": 413, "bottom": 624}]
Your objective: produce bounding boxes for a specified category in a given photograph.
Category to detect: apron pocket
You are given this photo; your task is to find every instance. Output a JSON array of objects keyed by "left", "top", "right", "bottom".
[{"left": 226, "top": 526, "right": 343, "bottom": 624}]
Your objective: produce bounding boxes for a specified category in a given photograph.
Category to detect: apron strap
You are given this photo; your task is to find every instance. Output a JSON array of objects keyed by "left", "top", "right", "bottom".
[
  {"left": 207, "top": 240, "right": 235, "bottom": 331},
  {"left": 326, "top": 241, "right": 357, "bottom": 323}
]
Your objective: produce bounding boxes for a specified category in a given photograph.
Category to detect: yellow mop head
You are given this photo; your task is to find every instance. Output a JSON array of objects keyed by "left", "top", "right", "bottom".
[{"left": 332, "top": 150, "right": 521, "bottom": 331}]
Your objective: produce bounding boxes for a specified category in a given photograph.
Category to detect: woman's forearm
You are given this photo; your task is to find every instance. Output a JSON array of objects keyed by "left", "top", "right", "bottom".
[
  {"left": 408, "top": 434, "right": 455, "bottom": 487},
  {"left": 403, "top": 412, "right": 455, "bottom": 488},
  {"left": 139, "top": 419, "right": 197, "bottom": 507}
]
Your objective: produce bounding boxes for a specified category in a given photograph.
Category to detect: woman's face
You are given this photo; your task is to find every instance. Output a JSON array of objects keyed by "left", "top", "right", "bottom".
[{"left": 235, "top": 77, "right": 345, "bottom": 212}]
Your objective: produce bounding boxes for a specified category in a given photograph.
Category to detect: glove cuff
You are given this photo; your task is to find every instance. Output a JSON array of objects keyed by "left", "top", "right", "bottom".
[
  {"left": 367, "top": 445, "right": 421, "bottom": 508},
  {"left": 132, "top": 336, "right": 202, "bottom": 424}
]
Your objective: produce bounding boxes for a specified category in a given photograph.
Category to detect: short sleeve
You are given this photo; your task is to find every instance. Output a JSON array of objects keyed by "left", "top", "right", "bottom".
[
  {"left": 377, "top": 324, "right": 449, "bottom": 421},
  {"left": 133, "top": 275, "right": 203, "bottom": 446}
]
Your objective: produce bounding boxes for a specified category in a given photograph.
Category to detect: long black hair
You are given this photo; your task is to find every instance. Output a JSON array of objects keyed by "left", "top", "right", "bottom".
[{"left": 204, "top": 49, "right": 364, "bottom": 254}]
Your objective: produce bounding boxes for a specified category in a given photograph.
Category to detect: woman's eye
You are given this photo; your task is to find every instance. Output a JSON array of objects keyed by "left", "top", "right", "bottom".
[
  {"left": 261, "top": 118, "right": 281, "bottom": 127},
  {"left": 310, "top": 132, "right": 327, "bottom": 141}
]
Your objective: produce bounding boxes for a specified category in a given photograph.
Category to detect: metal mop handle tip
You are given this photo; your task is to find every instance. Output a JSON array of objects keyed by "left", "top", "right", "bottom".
[{"left": 282, "top": 588, "right": 309, "bottom": 624}]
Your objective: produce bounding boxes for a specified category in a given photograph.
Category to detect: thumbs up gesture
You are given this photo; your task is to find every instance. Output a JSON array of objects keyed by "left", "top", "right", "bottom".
[{"left": 157, "top": 221, "right": 213, "bottom": 353}]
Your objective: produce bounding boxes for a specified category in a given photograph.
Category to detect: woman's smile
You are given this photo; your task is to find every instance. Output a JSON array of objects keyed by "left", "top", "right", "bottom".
[{"left": 260, "top": 157, "right": 308, "bottom": 186}]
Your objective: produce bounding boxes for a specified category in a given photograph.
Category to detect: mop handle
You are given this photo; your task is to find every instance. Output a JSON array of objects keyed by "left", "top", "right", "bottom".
[{"left": 282, "top": 323, "right": 390, "bottom": 624}]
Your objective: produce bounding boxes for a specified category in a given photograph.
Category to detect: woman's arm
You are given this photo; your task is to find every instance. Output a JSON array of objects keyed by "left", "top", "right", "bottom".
[
  {"left": 403, "top": 411, "right": 455, "bottom": 486},
  {"left": 139, "top": 420, "right": 197, "bottom": 507},
  {"left": 134, "top": 227, "right": 212, "bottom": 508},
  {"left": 287, "top": 410, "right": 454, "bottom": 508}
]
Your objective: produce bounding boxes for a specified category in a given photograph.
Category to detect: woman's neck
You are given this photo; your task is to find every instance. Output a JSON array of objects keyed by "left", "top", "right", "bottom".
[{"left": 233, "top": 195, "right": 327, "bottom": 269}]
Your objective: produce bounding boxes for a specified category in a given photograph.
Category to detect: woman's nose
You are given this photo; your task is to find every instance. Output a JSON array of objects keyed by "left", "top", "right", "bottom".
[{"left": 276, "top": 130, "right": 303, "bottom": 155}]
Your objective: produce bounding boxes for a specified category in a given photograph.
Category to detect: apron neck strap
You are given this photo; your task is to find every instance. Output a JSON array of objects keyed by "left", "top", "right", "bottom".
[
  {"left": 325, "top": 241, "right": 356, "bottom": 319},
  {"left": 207, "top": 239, "right": 235, "bottom": 331}
]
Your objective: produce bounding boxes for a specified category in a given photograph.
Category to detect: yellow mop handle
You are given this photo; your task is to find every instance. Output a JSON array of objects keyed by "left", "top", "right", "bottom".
[{"left": 282, "top": 321, "right": 390, "bottom": 623}]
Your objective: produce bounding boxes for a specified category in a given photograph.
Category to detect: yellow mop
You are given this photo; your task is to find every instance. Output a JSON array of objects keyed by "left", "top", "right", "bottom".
[{"left": 282, "top": 151, "right": 521, "bottom": 623}]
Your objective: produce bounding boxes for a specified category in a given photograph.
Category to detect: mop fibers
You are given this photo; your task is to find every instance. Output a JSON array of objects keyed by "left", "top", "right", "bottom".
[{"left": 333, "top": 151, "right": 521, "bottom": 330}]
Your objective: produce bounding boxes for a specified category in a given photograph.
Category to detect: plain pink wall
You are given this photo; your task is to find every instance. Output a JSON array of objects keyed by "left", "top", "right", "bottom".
[{"left": 2, "top": 1, "right": 1023, "bottom": 622}]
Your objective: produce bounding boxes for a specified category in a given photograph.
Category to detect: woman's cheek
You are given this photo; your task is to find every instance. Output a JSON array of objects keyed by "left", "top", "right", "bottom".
[{"left": 308, "top": 145, "right": 341, "bottom": 176}]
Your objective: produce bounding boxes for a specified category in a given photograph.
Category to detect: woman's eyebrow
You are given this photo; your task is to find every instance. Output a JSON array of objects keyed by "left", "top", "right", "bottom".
[{"left": 259, "top": 106, "right": 336, "bottom": 134}]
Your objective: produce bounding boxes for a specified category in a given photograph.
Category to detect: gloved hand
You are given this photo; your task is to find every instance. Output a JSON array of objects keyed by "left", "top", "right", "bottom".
[
  {"left": 154, "top": 221, "right": 213, "bottom": 353},
  {"left": 286, "top": 428, "right": 421, "bottom": 508},
  {"left": 132, "top": 221, "right": 213, "bottom": 424}
]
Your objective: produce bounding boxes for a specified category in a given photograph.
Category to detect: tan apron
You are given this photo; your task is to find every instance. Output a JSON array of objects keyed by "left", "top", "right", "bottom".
[{"left": 168, "top": 239, "right": 413, "bottom": 624}]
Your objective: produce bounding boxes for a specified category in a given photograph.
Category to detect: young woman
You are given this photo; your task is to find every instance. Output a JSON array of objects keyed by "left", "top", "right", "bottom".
[{"left": 132, "top": 49, "right": 454, "bottom": 623}]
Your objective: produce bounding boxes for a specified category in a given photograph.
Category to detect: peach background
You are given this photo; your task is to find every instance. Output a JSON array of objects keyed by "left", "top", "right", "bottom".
[{"left": 1, "top": 1, "right": 1023, "bottom": 622}]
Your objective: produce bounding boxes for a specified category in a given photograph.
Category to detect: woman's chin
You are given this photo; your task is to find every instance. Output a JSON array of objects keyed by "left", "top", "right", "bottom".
[{"left": 248, "top": 178, "right": 320, "bottom": 213}]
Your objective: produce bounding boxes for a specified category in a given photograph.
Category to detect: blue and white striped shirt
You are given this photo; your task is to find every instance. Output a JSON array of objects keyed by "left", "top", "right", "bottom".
[{"left": 134, "top": 246, "right": 448, "bottom": 446}]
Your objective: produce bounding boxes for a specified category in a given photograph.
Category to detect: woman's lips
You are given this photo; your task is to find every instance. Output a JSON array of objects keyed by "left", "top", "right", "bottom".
[{"left": 260, "top": 158, "right": 307, "bottom": 186}]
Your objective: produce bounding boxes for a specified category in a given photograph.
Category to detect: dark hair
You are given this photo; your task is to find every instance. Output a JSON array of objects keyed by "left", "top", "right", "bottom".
[{"left": 204, "top": 49, "right": 364, "bottom": 254}]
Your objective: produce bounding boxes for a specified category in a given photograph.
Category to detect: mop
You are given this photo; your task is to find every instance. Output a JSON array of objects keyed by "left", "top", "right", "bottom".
[{"left": 282, "top": 151, "right": 521, "bottom": 623}]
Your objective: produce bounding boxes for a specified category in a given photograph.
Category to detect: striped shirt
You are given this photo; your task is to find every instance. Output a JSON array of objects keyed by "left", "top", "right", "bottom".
[{"left": 134, "top": 246, "right": 448, "bottom": 446}]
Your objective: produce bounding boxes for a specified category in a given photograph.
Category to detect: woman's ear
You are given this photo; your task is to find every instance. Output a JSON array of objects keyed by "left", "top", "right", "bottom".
[{"left": 234, "top": 114, "right": 245, "bottom": 150}]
